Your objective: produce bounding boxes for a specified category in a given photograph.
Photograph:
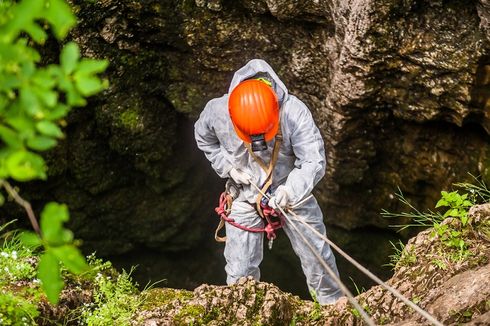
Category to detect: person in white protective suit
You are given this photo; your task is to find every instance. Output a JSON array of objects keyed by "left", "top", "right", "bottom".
[{"left": 194, "top": 59, "right": 342, "bottom": 304}]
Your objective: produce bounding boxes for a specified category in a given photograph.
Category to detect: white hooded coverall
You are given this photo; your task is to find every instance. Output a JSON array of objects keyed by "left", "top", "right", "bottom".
[{"left": 194, "top": 59, "right": 342, "bottom": 304}]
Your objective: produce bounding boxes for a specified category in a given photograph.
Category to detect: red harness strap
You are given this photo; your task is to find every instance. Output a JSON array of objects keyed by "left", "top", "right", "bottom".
[{"left": 215, "top": 192, "right": 284, "bottom": 241}]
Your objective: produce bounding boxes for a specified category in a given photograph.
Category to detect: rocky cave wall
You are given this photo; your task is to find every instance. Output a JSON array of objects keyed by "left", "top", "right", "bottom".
[{"left": 4, "top": 0, "right": 490, "bottom": 256}]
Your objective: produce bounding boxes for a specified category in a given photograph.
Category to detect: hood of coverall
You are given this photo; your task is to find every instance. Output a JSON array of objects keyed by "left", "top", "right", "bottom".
[{"left": 228, "top": 59, "right": 289, "bottom": 105}]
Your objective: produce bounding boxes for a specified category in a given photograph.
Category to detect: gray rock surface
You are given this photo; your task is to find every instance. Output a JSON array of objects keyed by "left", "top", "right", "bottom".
[{"left": 3, "top": 0, "right": 489, "bottom": 255}]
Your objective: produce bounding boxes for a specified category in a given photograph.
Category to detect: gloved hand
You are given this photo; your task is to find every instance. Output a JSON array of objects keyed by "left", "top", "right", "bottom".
[
  {"left": 229, "top": 168, "right": 251, "bottom": 185},
  {"left": 269, "top": 186, "right": 289, "bottom": 210}
]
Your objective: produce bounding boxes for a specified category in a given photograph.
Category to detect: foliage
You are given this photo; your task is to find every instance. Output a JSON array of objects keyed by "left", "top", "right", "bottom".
[
  {"left": 0, "top": 290, "right": 39, "bottom": 326},
  {"left": 80, "top": 265, "right": 142, "bottom": 326},
  {"left": 381, "top": 187, "right": 443, "bottom": 231},
  {"left": 0, "top": 0, "right": 108, "bottom": 184},
  {"left": 0, "top": 223, "right": 41, "bottom": 325},
  {"left": 383, "top": 176, "right": 490, "bottom": 265},
  {"left": 435, "top": 191, "right": 473, "bottom": 226},
  {"left": 454, "top": 174, "right": 490, "bottom": 204},
  {"left": 1, "top": 235, "right": 145, "bottom": 325},
  {"left": 21, "top": 203, "right": 89, "bottom": 304},
  {"left": 0, "top": 225, "right": 37, "bottom": 283},
  {"left": 0, "top": 0, "right": 108, "bottom": 303},
  {"left": 308, "top": 290, "right": 322, "bottom": 321},
  {"left": 383, "top": 240, "right": 416, "bottom": 270}
]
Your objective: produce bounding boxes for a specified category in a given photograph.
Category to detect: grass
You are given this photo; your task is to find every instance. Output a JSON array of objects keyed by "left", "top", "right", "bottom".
[
  {"left": 383, "top": 240, "right": 416, "bottom": 270},
  {"left": 382, "top": 175, "right": 489, "bottom": 268},
  {"left": 0, "top": 224, "right": 153, "bottom": 326}
]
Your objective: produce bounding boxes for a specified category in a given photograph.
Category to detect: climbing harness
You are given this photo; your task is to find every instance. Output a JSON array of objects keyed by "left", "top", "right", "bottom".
[
  {"left": 214, "top": 191, "right": 285, "bottom": 249},
  {"left": 214, "top": 123, "right": 284, "bottom": 249}
]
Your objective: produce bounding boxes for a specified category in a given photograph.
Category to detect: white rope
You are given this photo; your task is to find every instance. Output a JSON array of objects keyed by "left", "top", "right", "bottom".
[
  {"left": 283, "top": 208, "right": 443, "bottom": 326},
  {"left": 249, "top": 182, "right": 375, "bottom": 325},
  {"left": 285, "top": 210, "right": 376, "bottom": 325},
  {"left": 249, "top": 181, "right": 443, "bottom": 326}
]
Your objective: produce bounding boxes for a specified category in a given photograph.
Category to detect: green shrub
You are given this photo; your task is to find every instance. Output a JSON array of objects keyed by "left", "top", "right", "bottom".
[
  {"left": 81, "top": 267, "right": 142, "bottom": 326},
  {"left": 0, "top": 235, "right": 36, "bottom": 284},
  {"left": 0, "top": 0, "right": 108, "bottom": 303},
  {"left": 0, "top": 290, "right": 39, "bottom": 326}
]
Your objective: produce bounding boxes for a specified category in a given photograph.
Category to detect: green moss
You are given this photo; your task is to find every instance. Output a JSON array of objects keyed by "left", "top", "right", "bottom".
[
  {"left": 174, "top": 304, "right": 206, "bottom": 324},
  {"left": 141, "top": 288, "right": 193, "bottom": 310},
  {"left": 165, "top": 83, "right": 204, "bottom": 116},
  {"left": 119, "top": 109, "right": 141, "bottom": 130}
]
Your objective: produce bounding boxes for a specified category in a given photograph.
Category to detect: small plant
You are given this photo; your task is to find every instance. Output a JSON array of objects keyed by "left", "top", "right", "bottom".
[
  {"left": 383, "top": 240, "right": 416, "bottom": 270},
  {"left": 431, "top": 258, "right": 448, "bottom": 270},
  {"left": 429, "top": 190, "right": 474, "bottom": 260},
  {"left": 454, "top": 174, "right": 490, "bottom": 204},
  {"left": 80, "top": 267, "right": 143, "bottom": 326},
  {"left": 0, "top": 226, "right": 36, "bottom": 283},
  {"left": 0, "top": 290, "right": 39, "bottom": 326},
  {"left": 435, "top": 191, "right": 473, "bottom": 226},
  {"left": 382, "top": 187, "right": 444, "bottom": 231},
  {"left": 349, "top": 277, "right": 366, "bottom": 295},
  {"left": 383, "top": 179, "right": 486, "bottom": 265},
  {"left": 308, "top": 290, "right": 323, "bottom": 321}
]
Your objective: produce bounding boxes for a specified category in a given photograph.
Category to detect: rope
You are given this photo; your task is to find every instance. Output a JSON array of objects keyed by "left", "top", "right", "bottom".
[
  {"left": 215, "top": 192, "right": 284, "bottom": 241},
  {"left": 247, "top": 182, "right": 375, "bottom": 325},
  {"left": 249, "top": 181, "right": 443, "bottom": 326},
  {"left": 285, "top": 210, "right": 376, "bottom": 325},
  {"left": 282, "top": 209, "right": 444, "bottom": 326}
]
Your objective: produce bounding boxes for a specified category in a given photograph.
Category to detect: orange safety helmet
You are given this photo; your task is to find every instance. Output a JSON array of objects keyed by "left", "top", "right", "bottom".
[{"left": 228, "top": 79, "right": 279, "bottom": 151}]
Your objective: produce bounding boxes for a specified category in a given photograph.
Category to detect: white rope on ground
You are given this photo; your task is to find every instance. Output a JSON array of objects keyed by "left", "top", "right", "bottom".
[
  {"left": 284, "top": 210, "right": 376, "bottom": 326},
  {"left": 283, "top": 208, "right": 444, "bottom": 326},
  {"left": 248, "top": 181, "right": 443, "bottom": 326},
  {"left": 248, "top": 182, "right": 375, "bottom": 325}
]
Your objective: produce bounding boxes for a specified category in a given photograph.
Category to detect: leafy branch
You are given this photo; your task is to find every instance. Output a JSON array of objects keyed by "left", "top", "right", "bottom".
[{"left": 0, "top": 0, "right": 108, "bottom": 303}]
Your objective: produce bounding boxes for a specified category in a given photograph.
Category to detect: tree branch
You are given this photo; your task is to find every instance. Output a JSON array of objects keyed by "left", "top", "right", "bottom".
[{"left": 0, "top": 180, "right": 41, "bottom": 235}]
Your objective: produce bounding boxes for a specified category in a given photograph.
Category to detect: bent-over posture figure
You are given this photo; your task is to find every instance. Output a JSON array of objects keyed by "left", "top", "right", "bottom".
[{"left": 194, "top": 59, "right": 342, "bottom": 304}]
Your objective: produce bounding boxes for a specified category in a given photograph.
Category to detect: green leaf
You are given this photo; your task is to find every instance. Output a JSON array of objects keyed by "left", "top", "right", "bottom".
[
  {"left": 38, "top": 251, "right": 64, "bottom": 304},
  {"left": 32, "top": 69, "right": 57, "bottom": 89},
  {"left": 5, "top": 116, "right": 35, "bottom": 134},
  {"left": 45, "top": 104, "right": 70, "bottom": 120},
  {"left": 435, "top": 198, "right": 448, "bottom": 208},
  {"left": 461, "top": 215, "right": 468, "bottom": 226},
  {"left": 463, "top": 200, "right": 473, "bottom": 207},
  {"left": 27, "top": 135, "right": 57, "bottom": 151},
  {"left": 451, "top": 230, "right": 461, "bottom": 237},
  {"left": 44, "top": 0, "right": 76, "bottom": 40},
  {"left": 0, "top": 193, "right": 4, "bottom": 206},
  {"left": 60, "top": 42, "right": 80, "bottom": 74},
  {"left": 40, "top": 202, "right": 70, "bottom": 245},
  {"left": 19, "top": 231, "right": 42, "bottom": 248},
  {"left": 51, "top": 245, "right": 89, "bottom": 274},
  {"left": 36, "top": 121, "right": 64, "bottom": 138},
  {"left": 74, "top": 74, "right": 104, "bottom": 96},
  {"left": 20, "top": 87, "right": 42, "bottom": 117},
  {"left": 34, "top": 88, "right": 58, "bottom": 108},
  {"left": 76, "top": 58, "right": 109, "bottom": 75},
  {"left": 60, "top": 81, "right": 86, "bottom": 106},
  {"left": 0, "top": 0, "right": 44, "bottom": 42},
  {"left": 6, "top": 151, "right": 46, "bottom": 181},
  {"left": 0, "top": 125, "right": 23, "bottom": 149},
  {"left": 24, "top": 22, "right": 47, "bottom": 44}
]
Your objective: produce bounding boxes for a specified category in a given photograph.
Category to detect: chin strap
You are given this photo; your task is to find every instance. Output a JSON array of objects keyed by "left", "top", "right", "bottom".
[{"left": 244, "top": 123, "right": 282, "bottom": 218}]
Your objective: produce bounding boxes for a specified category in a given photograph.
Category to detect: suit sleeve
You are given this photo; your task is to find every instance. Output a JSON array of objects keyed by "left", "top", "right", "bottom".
[
  {"left": 283, "top": 99, "right": 326, "bottom": 204},
  {"left": 194, "top": 101, "right": 233, "bottom": 178}
]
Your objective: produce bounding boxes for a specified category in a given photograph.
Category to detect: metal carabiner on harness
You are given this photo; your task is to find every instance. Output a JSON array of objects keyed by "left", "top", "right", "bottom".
[{"left": 268, "top": 237, "right": 274, "bottom": 250}]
